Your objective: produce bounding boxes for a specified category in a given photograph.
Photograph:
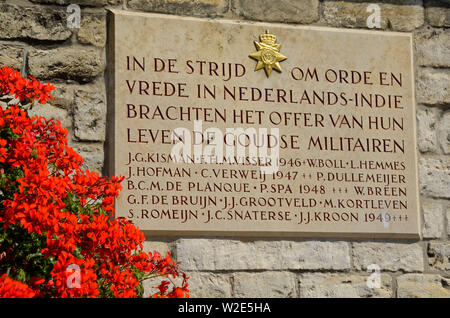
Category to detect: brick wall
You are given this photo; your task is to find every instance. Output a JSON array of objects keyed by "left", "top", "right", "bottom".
[{"left": 0, "top": 0, "right": 449, "bottom": 297}]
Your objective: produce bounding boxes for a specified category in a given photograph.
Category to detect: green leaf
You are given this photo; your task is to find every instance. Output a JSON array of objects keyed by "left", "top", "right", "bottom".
[
  {"left": 30, "top": 147, "right": 38, "bottom": 159},
  {"left": 16, "top": 268, "right": 28, "bottom": 283},
  {"left": 26, "top": 252, "right": 43, "bottom": 261}
]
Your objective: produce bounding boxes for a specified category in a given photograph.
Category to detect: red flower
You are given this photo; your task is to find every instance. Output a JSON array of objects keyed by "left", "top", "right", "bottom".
[
  {"left": 29, "top": 277, "right": 45, "bottom": 286},
  {"left": 0, "top": 275, "right": 36, "bottom": 298},
  {"left": 0, "top": 67, "right": 189, "bottom": 298},
  {"left": 0, "top": 67, "right": 54, "bottom": 104}
]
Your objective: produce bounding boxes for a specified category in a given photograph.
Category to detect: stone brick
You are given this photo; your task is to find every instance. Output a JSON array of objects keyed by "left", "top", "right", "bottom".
[
  {"left": 352, "top": 242, "right": 424, "bottom": 272},
  {"left": 187, "top": 272, "right": 232, "bottom": 298},
  {"left": 427, "top": 242, "right": 450, "bottom": 271},
  {"left": 417, "top": 107, "right": 438, "bottom": 153},
  {"left": 142, "top": 241, "right": 170, "bottom": 256},
  {"left": 140, "top": 240, "right": 179, "bottom": 297},
  {"left": 30, "top": 0, "right": 111, "bottom": 6},
  {"left": 73, "top": 89, "right": 106, "bottom": 141},
  {"left": 415, "top": 27, "right": 450, "bottom": 67},
  {"left": 234, "top": 272, "right": 297, "bottom": 298},
  {"left": 0, "top": 44, "right": 24, "bottom": 70},
  {"left": 48, "top": 83, "right": 74, "bottom": 110},
  {"left": 231, "top": 0, "right": 319, "bottom": 23},
  {"left": 425, "top": 0, "right": 450, "bottom": 27},
  {"left": 142, "top": 272, "right": 185, "bottom": 298},
  {"left": 422, "top": 200, "right": 444, "bottom": 239},
  {"left": 0, "top": 94, "right": 17, "bottom": 109},
  {"left": 71, "top": 143, "right": 104, "bottom": 173},
  {"left": 0, "top": 4, "right": 72, "bottom": 41},
  {"left": 397, "top": 274, "right": 450, "bottom": 297},
  {"left": 437, "top": 111, "right": 450, "bottom": 154},
  {"left": 142, "top": 278, "right": 160, "bottom": 297},
  {"left": 28, "top": 103, "right": 71, "bottom": 130},
  {"left": 175, "top": 239, "right": 350, "bottom": 271},
  {"left": 416, "top": 68, "right": 450, "bottom": 106},
  {"left": 419, "top": 156, "right": 450, "bottom": 199},
  {"left": 77, "top": 14, "right": 107, "bottom": 47},
  {"left": 447, "top": 208, "right": 450, "bottom": 238},
  {"left": 28, "top": 47, "right": 104, "bottom": 83},
  {"left": 299, "top": 273, "right": 393, "bottom": 298},
  {"left": 127, "top": 0, "right": 229, "bottom": 18},
  {"left": 322, "top": 0, "right": 424, "bottom": 31}
]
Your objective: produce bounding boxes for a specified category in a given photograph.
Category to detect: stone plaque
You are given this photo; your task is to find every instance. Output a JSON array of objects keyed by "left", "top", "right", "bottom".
[{"left": 107, "top": 10, "right": 420, "bottom": 238}]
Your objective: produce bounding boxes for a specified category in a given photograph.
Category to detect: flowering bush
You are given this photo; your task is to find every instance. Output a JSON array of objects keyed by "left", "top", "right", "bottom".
[{"left": 0, "top": 67, "right": 189, "bottom": 298}]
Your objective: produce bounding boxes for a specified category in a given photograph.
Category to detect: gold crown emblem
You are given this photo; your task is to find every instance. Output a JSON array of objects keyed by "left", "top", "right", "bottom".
[
  {"left": 249, "top": 29, "right": 287, "bottom": 78},
  {"left": 260, "top": 30, "right": 277, "bottom": 46}
]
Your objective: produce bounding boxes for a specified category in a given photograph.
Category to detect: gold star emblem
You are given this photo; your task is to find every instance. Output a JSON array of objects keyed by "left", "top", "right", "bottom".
[{"left": 249, "top": 30, "right": 287, "bottom": 78}]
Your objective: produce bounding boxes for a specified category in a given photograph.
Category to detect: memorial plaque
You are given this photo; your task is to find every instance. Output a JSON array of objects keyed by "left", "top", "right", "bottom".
[{"left": 107, "top": 10, "right": 420, "bottom": 238}]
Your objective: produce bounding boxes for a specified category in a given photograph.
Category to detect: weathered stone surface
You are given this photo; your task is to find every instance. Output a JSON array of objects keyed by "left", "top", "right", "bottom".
[
  {"left": 322, "top": 0, "right": 424, "bottom": 31},
  {"left": 28, "top": 103, "right": 71, "bottom": 130},
  {"left": 417, "top": 107, "right": 438, "bottom": 153},
  {"left": 127, "top": 0, "right": 229, "bottom": 17},
  {"left": 427, "top": 242, "right": 450, "bottom": 271},
  {"left": 0, "top": 94, "right": 19, "bottom": 109},
  {"left": 140, "top": 241, "right": 179, "bottom": 297},
  {"left": 175, "top": 239, "right": 350, "bottom": 271},
  {"left": 447, "top": 207, "right": 450, "bottom": 238},
  {"left": 422, "top": 200, "right": 444, "bottom": 238},
  {"left": 28, "top": 47, "right": 104, "bottom": 82},
  {"left": 30, "top": 0, "right": 112, "bottom": 6},
  {"left": 415, "top": 27, "right": 450, "bottom": 67},
  {"left": 0, "top": 44, "right": 24, "bottom": 70},
  {"left": 397, "top": 274, "right": 450, "bottom": 297},
  {"left": 73, "top": 89, "right": 106, "bottom": 141},
  {"left": 0, "top": 4, "right": 72, "bottom": 41},
  {"left": 419, "top": 156, "right": 450, "bottom": 199},
  {"left": 352, "top": 242, "right": 424, "bottom": 272},
  {"left": 142, "top": 241, "right": 170, "bottom": 256},
  {"left": 78, "top": 14, "right": 106, "bottom": 47},
  {"left": 438, "top": 111, "right": 450, "bottom": 154},
  {"left": 231, "top": 0, "right": 319, "bottom": 23},
  {"left": 417, "top": 68, "right": 450, "bottom": 106},
  {"left": 234, "top": 272, "right": 297, "bottom": 298},
  {"left": 48, "top": 83, "right": 74, "bottom": 110},
  {"left": 299, "top": 273, "right": 393, "bottom": 298},
  {"left": 71, "top": 143, "right": 104, "bottom": 173},
  {"left": 425, "top": 0, "right": 450, "bottom": 27},
  {"left": 187, "top": 272, "right": 232, "bottom": 298},
  {"left": 142, "top": 271, "right": 185, "bottom": 298}
]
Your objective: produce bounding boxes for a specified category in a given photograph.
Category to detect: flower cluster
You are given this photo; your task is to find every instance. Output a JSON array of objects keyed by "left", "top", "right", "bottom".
[
  {"left": 0, "top": 274, "right": 36, "bottom": 298},
  {"left": 0, "top": 67, "right": 189, "bottom": 298},
  {"left": 0, "top": 67, "right": 55, "bottom": 104}
]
